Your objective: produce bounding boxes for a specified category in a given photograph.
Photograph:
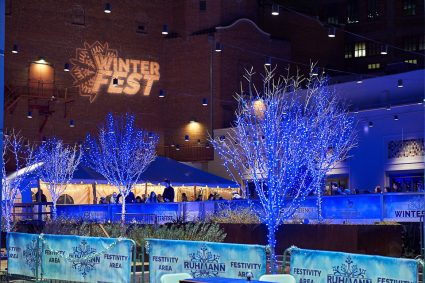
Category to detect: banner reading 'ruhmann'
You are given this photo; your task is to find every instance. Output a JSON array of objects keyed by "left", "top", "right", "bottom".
[{"left": 148, "top": 239, "right": 266, "bottom": 282}]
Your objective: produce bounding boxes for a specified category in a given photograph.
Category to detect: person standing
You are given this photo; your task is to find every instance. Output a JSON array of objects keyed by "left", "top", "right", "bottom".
[
  {"left": 125, "top": 191, "right": 136, "bottom": 203},
  {"left": 34, "top": 189, "right": 47, "bottom": 202},
  {"left": 146, "top": 191, "right": 158, "bottom": 203},
  {"left": 111, "top": 192, "right": 118, "bottom": 204},
  {"left": 162, "top": 179, "right": 175, "bottom": 202}
]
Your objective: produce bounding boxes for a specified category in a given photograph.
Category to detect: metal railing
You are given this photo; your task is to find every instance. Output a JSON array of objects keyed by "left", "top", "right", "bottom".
[{"left": 12, "top": 202, "right": 53, "bottom": 222}]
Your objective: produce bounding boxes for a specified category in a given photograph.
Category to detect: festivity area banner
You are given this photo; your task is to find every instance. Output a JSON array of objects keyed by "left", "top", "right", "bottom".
[
  {"left": 290, "top": 248, "right": 418, "bottom": 283},
  {"left": 7, "top": 232, "right": 134, "bottom": 283},
  {"left": 7, "top": 232, "right": 41, "bottom": 278},
  {"left": 148, "top": 239, "right": 266, "bottom": 282}
]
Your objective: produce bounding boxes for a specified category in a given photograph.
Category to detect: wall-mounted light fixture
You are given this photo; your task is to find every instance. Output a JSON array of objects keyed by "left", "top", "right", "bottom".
[
  {"left": 12, "top": 44, "right": 19, "bottom": 54},
  {"left": 35, "top": 57, "right": 48, "bottom": 64},
  {"left": 271, "top": 4, "right": 279, "bottom": 16},
  {"left": 104, "top": 3, "right": 111, "bottom": 13},
  {"left": 380, "top": 45, "right": 388, "bottom": 55},
  {"left": 328, "top": 27, "right": 336, "bottom": 38},
  {"left": 162, "top": 25, "right": 169, "bottom": 35},
  {"left": 214, "top": 42, "right": 222, "bottom": 52}
]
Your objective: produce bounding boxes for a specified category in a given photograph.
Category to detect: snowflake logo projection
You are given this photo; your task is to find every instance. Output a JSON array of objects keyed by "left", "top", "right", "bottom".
[
  {"left": 186, "top": 245, "right": 225, "bottom": 278},
  {"left": 332, "top": 256, "right": 366, "bottom": 278},
  {"left": 70, "top": 41, "right": 118, "bottom": 103},
  {"left": 69, "top": 240, "right": 100, "bottom": 278},
  {"left": 22, "top": 238, "right": 39, "bottom": 276},
  {"left": 407, "top": 197, "right": 425, "bottom": 210}
]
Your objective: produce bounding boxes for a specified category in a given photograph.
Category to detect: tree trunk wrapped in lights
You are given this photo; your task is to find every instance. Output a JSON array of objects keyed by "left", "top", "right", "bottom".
[
  {"left": 210, "top": 66, "right": 357, "bottom": 272},
  {"left": 2, "top": 130, "right": 37, "bottom": 232},
  {"left": 83, "top": 113, "right": 158, "bottom": 224},
  {"left": 35, "top": 139, "right": 81, "bottom": 220}
]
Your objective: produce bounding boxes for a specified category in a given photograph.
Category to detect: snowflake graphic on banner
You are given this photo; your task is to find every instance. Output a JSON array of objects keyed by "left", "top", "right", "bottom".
[
  {"left": 332, "top": 256, "right": 366, "bottom": 278},
  {"left": 22, "top": 238, "right": 39, "bottom": 276},
  {"left": 187, "top": 245, "right": 223, "bottom": 278},
  {"left": 407, "top": 197, "right": 425, "bottom": 210},
  {"left": 69, "top": 240, "right": 100, "bottom": 278}
]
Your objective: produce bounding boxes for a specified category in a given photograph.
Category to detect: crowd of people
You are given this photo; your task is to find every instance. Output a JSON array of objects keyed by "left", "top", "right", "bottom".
[
  {"left": 97, "top": 180, "right": 243, "bottom": 204},
  {"left": 324, "top": 182, "right": 424, "bottom": 196}
]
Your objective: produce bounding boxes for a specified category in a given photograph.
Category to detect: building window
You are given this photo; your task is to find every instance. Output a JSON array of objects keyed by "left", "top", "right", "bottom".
[
  {"left": 344, "top": 44, "right": 353, "bottom": 59},
  {"left": 405, "top": 59, "right": 417, "bottom": 64},
  {"left": 347, "top": 0, "right": 359, "bottom": 23},
  {"left": 5, "top": 0, "right": 11, "bottom": 15},
  {"left": 403, "top": 37, "right": 417, "bottom": 51},
  {"left": 419, "top": 36, "right": 425, "bottom": 50},
  {"left": 354, "top": 42, "right": 366, "bottom": 57},
  {"left": 368, "top": 63, "right": 381, "bottom": 69},
  {"left": 367, "top": 0, "right": 380, "bottom": 19},
  {"left": 199, "top": 0, "right": 207, "bottom": 11},
  {"left": 136, "top": 21, "right": 148, "bottom": 34},
  {"left": 367, "top": 42, "right": 379, "bottom": 56},
  {"left": 327, "top": 16, "right": 339, "bottom": 24},
  {"left": 403, "top": 0, "right": 416, "bottom": 16},
  {"left": 71, "top": 5, "right": 85, "bottom": 26},
  {"left": 57, "top": 194, "right": 74, "bottom": 205}
]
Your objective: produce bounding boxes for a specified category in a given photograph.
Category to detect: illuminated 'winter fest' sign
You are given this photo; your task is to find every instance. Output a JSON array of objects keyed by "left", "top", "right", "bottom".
[{"left": 70, "top": 41, "right": 160, "bottom": 102}]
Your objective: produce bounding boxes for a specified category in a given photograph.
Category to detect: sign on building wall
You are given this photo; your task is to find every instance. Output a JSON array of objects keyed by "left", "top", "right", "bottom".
[
  {"left": 70, "top": 41, "right": 160, "bottom": 102},
  {"left": 383, "top": 194, "right": 425, "bottom": 222}
]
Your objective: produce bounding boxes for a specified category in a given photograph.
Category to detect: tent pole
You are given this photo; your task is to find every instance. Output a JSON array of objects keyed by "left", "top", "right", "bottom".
[
  {"left": 92, "top": 183, "right": 97, "bottom": 204},
  {"left": 37, "top": 180, "right": 42, "bottom": 221},
  {"left": 0, "top": 0, "right": 4, "bottom": 260}
]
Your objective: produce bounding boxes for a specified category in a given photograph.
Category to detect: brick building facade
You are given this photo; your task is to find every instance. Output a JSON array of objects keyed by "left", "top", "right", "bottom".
[
  {"left": 5, "top": 0, "right": 289, "bottom": 161},
  {"left": 260, "top": 0, "right": 424, "bottom": 77},
  {"left": 5, "top": 0, "right": 423, "bottom": 162}
]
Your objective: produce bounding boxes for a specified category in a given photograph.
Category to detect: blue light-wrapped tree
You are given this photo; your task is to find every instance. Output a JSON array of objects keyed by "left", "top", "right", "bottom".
[
  {"left": 211, "top": 66, "right": 357, "bottom": 272},
  {"left": 2, "top": 130, "right": 37, "bottom": 231},
  {"left": 35, "top": 138, "right": 81, "bottom": 220},
  {"left": 307, "top": 76, "right": 357, "bottom": 222},
  {"left": 83, "top": 113, "right": 158, "bottom": 224}
]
